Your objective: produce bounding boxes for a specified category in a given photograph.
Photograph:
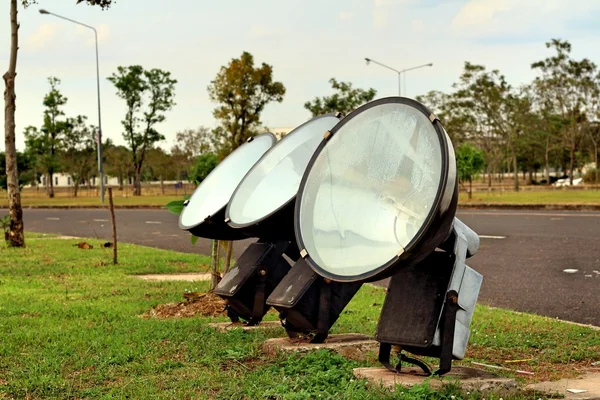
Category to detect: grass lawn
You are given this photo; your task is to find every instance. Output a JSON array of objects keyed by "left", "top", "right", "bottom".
[
  {"left": 1, "top": 237, "right": 599, "bottom": 399},
  {"left": 460, "top": 189, "right": 600, "bottom": 204},
  {"left": 2, "top": 190, "right": 599, "bottom": 208},
  {"left": 0, "top": 194, "right": 181, "bottom": 207}
]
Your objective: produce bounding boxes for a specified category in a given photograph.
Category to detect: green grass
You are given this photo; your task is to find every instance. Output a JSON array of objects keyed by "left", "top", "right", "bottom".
[
  {"left": 2, "top": 190, "right": 599, "bottom": 208},
  {"left": 460, "top": 189, "right": 600, "bottom": 204},
  {"left": 1, "top": 237, "right": 598, "bottom": 399},
  {"left": 0, "top": 194, "right": 181, "bottom": 207}
]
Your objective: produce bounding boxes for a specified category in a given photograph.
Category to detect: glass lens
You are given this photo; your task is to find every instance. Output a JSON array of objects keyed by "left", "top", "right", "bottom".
[
  {"left": 298, "top": 103, "right": 443, "bottom": 277},
  {"left": 180, "top": 134, "right": 274, "bottom": 228},
  {"left": 228, "top": 116, "right": 340, "bottom": 225}
]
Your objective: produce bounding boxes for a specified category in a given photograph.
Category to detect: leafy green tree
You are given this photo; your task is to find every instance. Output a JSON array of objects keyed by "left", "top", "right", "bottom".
[
  {"left": 23, "top": 77, "right": 69, "bottom": 198},
  {"left": 208, "top": 51, "right": 285, "bottom": 158},
  {"left": 456, "top": 143, "right": 486, "bottom": 199},
  {"left": 304, "top": 78, "right": 376, "bottom": 117},
  {"left": 3, "top": 0, "right": 115, "bottom": 247},
  {"left": 0, "top": 151, "right": 35, "bottom": 190},
  {"left": 189, "top": 153, "right": 218, "bottom": 184},
  {"left": 61, "top": 115, "right": 97, "bottom": 197},
  {"left": 104, "top": 144, "right": 132, "bottom": 190},
  {"left": 531, "top": 39, "right": 600, "bottom": 185},
  {"left": 108, "top": 65, "right": 177, "bottom": 195},
  {"left": 170, "top": 126, "right": 212, "bottom": 180},
  {"left": 143, "top": 147, "right": 175, "bottom": 194}
]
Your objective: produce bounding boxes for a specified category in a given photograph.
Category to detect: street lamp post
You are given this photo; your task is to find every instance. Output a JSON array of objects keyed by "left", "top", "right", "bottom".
[
  {"left": 364, "top": 58, "right": 433, "bottom": 97},
  {"left": 39, "top": 8, "right": 105, "bottom": 203}
]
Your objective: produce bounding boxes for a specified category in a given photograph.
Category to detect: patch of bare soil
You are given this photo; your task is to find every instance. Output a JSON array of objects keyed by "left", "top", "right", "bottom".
[{"left": 143, "top": 292, "right": 227, "bottom": 319}]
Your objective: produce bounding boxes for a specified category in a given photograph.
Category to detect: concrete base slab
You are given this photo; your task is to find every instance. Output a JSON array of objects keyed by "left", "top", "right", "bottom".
[
  {"left": 208, "top": 321, "right": 283, "bottom": 332},
  {"left": 354, "top": 367, "right": 517, "bottom": 392},
  {"left": 262, "top": 333, "right": 378, "bottom": 361},
  {"left": 133, "top": 273, "right": 210, "bottom": 282},
  {"left": 526, "top": 373, "right": 600, "bottom": 400}
]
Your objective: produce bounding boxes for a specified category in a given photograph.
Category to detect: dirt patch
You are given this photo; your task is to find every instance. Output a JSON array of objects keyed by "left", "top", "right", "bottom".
[
  {"left": 134, "top": 273, "right": 211, "bottom": 282},
  {"left": 143, "top": 292, "right": 227, "bottom": 319}
]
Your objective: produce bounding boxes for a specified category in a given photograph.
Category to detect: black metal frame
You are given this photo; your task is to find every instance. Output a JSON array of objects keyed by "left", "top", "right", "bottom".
[
  {"left": 213, "top": 240, "right": 298, "bottom": 325},
  {"left": 266, "top": 258, "right": 362, "bottom": 343},
  {"left": 375, "top": 221, "right": 476, "bottom": 376},
  {"left": 294, "top": 97, "right": 457, "bottom": 283},
  {"left": 178, "top": 132, "right": 277, "bottom": 240}
]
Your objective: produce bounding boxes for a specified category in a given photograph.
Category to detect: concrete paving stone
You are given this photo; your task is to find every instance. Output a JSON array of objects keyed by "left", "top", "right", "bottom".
[
  {"left": 526, "top": 372, "right": 600, "bottom": 400},
  {"left": 354, "top": 367, "right": 517, "bottom": 393},
  {"left": 262, "top": 333, "right": 379, "bottom": 361},
  {"left": 208, "top": 321, "right": 283, "bottom": 332},
  {"left": 133, "top": 273, "right": 211, "bottom": 281}
]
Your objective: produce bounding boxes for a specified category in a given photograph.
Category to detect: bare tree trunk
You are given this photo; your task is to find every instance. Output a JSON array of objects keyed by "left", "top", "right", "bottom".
[
  {"left": 545, "top": 136, "right": 550, "bottom": 183},
  {"left": 512, "top": 149, "right": 519, "bottom": 192},
  {"left": 3, "top": 0, "right": 25, "bottom": 247},
  {"left": 468, "top": 177, "right": 472, "bottom": 200},
  {"left": 210, "top": 240, "right": 219, "bottom": 290},
  {"left": 73, "top": 181, "right": 79, "bottom": 197},
  {"left": 118, "top": 174, "right": 123, "bottom": 190},
  {"left": 160, "top": 175, "right": 164, "bottom": 195},
  {"left": 108, "top": 188, "right": 118, "bottom": 265},
  {"left": 594, "top": 142, "right": 598, "bottom": 189},
  {"left": 134, "top": 165, "right": 142, "bottom": 196},
  {"left": 223, "top": 241, "right": 234, "bottom": 273},
  {"left": 47, "top": 170, "right": 55, "bottom": 198},
  {"left": 569, "top": 146, "right": 575, "bottom": 186}
]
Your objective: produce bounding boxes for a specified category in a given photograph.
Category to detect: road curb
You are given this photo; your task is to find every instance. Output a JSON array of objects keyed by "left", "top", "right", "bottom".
[{"left": 6, "top": 203, "right": 600, "bottom": 211}]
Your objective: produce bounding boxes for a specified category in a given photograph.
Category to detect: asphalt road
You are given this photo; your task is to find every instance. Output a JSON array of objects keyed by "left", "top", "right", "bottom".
[{"left": 6, "top": 208, "right": 600, "bottom": 326}]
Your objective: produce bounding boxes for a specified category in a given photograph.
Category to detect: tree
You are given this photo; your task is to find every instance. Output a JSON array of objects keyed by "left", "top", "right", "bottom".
[
  {"left": 171, "top": 126, "right": 212, "bottom": 180},
  {"left": 531, "top": 39, "right": 599, "bottom": 185},
  {"left": 453, "top": 62, "right": 532, "bottom": 191},
  {"left": 143, "top": 147, "right": 175, "bottom": 194},
  {"left": 3, "top": 0, "right": 115, "bottom": 246},
  {"left": 189, "top": 153, "right": 218, "bottom": 184},
  {"left": 108, "top": 66, "right": 177, "bottom": 195},
  {"left": 208, "top": 51, "right": 285, "bottom": 157},
  {"left": 42, "top": 76, "right": 68, "bottom": 197},
  {"left": 456, "top": 143, "right": 486, "bottom": 199},
  {"left": 304, "top": 78, "right": 376, "bottom": 117},
  {"left": 104, "top": 144, "right": 132, "bottom": 190},
  {"left": 0, "top": 151, "right": 35, "bottom": 190},
  {"left": 61, "top": 115, "right": 97, "bottom": 197}
]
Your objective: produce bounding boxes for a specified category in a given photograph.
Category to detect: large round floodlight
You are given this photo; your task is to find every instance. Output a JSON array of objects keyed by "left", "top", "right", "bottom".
[
  {"left": 179, "top": 133, "right": 276, "bottom": 240},
  {"left": 295, "top": 97, "right": 457, "bottom": 282},
  {"left": 226, "top": 114, "right": 341, "bottom": 241}
]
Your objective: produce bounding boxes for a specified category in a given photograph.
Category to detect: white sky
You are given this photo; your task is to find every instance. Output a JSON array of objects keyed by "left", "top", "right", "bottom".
[{"left": 1, "top": 0, "right": 599, "bottom": 152}]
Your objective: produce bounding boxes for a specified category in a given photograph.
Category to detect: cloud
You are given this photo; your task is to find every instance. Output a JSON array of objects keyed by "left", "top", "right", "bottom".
[
  {"left": 23, "top": 23, "right": 59, "bottom": 51},
  {"left": 77, "top": 23, "right": 110, "bottom": 46},
  {"left": 250, "top": 24, "right": 274, "bottom": 38},
  {"left": 452, "top": 0, "right": 600, "bottom": 39},
  {"left": 339, "top": 11, "right": 354, "bottom": 21}
]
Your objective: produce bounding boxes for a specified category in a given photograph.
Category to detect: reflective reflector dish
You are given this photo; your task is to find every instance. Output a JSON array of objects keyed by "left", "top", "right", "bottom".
[
  {"left": 295, "top": 97, "right": 457, "bottom": 282},
  {"left": 226, "top": 114, "right": 341, "bottom": 241},
  {"left": 178, "top": 133, "right": 276, "bottom": 240}
]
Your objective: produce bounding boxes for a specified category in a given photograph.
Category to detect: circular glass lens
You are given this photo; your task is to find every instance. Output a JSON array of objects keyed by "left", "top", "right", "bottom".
[
  {"left": 180, "top": 134, "right": 274, "bottom": 228},
  {"left": 228, "top": 115, "right": 340, "bottom": 225},
  {"left": 298, "top": 103, "right": 443, "bottom": 278}
]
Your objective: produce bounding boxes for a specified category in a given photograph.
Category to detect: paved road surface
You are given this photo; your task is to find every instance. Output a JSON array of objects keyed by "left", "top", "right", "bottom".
[{"left": 6, "top": 208, "right": 600, "bottom": 326}]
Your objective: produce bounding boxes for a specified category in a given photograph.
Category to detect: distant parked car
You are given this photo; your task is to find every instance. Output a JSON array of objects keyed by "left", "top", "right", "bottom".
[{"left": 553, "top": 177, "right": 583, "bottom": 187}]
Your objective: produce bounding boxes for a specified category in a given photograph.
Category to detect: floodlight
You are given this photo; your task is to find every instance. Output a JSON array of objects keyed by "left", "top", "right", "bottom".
[
  {"left": 178, "top": 133, "right": 276, "bottom": 241},
  {"left": 225, "top": 114, "right": 342, "bottom": 241},
  {"left": 213, "top": 114, "right": 342, "bottom": 325},
  {"left": 267, "top": 97, "right": 483, "bottom": 372}
]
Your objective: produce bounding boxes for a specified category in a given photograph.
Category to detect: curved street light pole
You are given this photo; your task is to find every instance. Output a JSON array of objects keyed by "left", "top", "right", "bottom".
[
  {"left": 365, "top": 58, "right": 433, "bottom": 97},
  {"left": 39, "top": 9, "right": 105, "bottom": 203}
]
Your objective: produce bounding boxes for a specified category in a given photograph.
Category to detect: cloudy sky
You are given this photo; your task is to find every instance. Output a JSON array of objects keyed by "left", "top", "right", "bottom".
[{"left": 1, "top": 0, "right": 599, "bottom": 152}]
